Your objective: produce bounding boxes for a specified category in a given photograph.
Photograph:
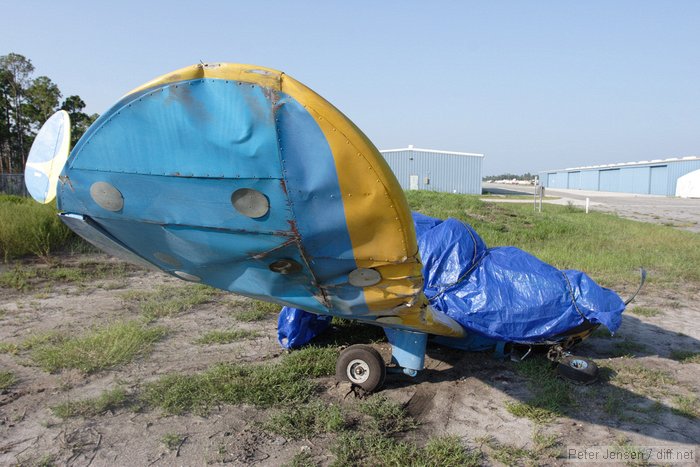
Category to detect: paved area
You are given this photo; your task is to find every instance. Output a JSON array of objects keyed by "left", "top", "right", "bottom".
[{"left": 482, "top": 183, "right": 700, "bottom": 233}]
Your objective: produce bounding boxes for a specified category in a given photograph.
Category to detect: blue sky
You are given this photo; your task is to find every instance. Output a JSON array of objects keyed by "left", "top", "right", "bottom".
[{"left": 2, "top": 1, "right": 699, "bottom": 174}]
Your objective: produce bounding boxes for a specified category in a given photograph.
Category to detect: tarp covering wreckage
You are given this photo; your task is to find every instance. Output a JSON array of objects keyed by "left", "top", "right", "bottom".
[{"left": 278, "top": 212, "right": 626, "bottom": 348}]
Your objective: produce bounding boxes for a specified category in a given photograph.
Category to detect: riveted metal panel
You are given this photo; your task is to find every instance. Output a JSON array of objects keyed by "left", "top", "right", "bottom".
[{"left": 599, "top": 169, "right": 621, "bottom": 192}]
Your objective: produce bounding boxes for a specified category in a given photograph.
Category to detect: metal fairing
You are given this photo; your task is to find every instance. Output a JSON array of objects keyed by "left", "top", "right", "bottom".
[{"left": 56, "top": 63, "right": 464, "bottom": 337}]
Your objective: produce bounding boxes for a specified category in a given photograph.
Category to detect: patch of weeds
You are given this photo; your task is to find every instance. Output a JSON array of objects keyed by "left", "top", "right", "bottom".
[
  {"left": 671, "top": 395, "right": 699, "bottom": 419},
  {"left": 358, "top": 395, "right": 418, "bottom": 434},
  {"left": 161, "top": 432, "right": 186, "bottom": 450},
  {"left": 564, "top": 201, "right": 582, "bottom": 213},
  {"left": 423, "top": 436, "right": 482, "bottom": 467},
  {"left": 610, "top": 364, "right": 676, "bottom": 398},
  {"left": 264, "top": 401, "right": 346, "bottom": 439},
  {"left": 0, "top": 370, "right": 17, "bottom": 390},
  {"left": 669, "top": 350, "right": 700, "bottom": 364},
  {"left": 143, "top": 346, "right": 337, "bottom": 414},
  {"left": 0, "top": 331, "right": 65, "bottom": 355},
  {"left": 505, "top": 402, "right": 558, "bottom": 424},
  {"left": 285, "top": 451, "right": 316, "bottom": 467},
  {"left": 628, "top": 306, "right": 661, "bottom": 317},
  {"left": 232, "top": 300, "right": 280, "bottom": 322},
  {"left": 506, "top": 357, "right": 574, "bottom": 422},
  {"left": 0, "top": 265, "right": 38, "bottom": 290},
  {"left": 609, "top": 339, "right": 648, "bottom": 357},
  {"left": 331, "top": 433, "right": 479, "bottom": 467},
  {"left": 478, "top": 436, "right": 533, "bottom": 465},
  {"left": 30, "top": 321, "right": 166, "bottom": 374},
  {"left": 51, "top": 387, "right": 128, "bottom": 418},
  {"left": 0, "top": 261, "right": 133, "bottom": 291},
  {"left": 195, "top": 329, "right": 260, "bottom": 345},
  {"left": 0, "top": 194, "right": 75, "bottom": 260},
  {"left": 477, "top": 431, "right": 559, "bottom": 466},
  {"left": 531, "top": 429, "right": 561, "bottom": 458},
  {"left": 0, "top": 342, "right": 19, "bottom": 354},
  {"left": 122, "top": 284, "right": 220, "bottom": 320},
  {"left": 34, "top": 454, "right": 56, "bottom": 467},
  {"left": 612, "top": 438, "right": 652, "bottom": 466}
]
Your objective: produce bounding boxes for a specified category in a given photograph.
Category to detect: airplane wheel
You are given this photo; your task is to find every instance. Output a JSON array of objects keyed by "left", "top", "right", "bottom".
[
  {"left": 557, "top": 355, "right": 598, "bottom": 384},
  {"left": 336, "top": 344, "right": 386, "bottom": 393}
]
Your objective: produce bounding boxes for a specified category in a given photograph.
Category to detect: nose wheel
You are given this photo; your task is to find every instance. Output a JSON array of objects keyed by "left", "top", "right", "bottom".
[{"left": 336, "top": 344, "right": 386, "bottom": 393}]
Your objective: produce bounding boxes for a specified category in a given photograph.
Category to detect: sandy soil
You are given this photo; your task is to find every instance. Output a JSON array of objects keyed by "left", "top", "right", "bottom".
[{"left": 0, "top": 254, "right": 698, "bottom": 466}]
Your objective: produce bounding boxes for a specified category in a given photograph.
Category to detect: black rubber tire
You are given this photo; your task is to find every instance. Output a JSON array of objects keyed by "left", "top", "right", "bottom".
[
  {"left": 335, "top": 344, "right": 386, "bottom": 393},
  {"left": 557, "top": 355, "right": 598, "bottom": 383}
]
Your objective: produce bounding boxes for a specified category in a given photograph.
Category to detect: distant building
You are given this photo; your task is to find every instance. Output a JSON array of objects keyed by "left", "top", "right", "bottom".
[
  {"left": 380, "top": 145, "right": 484, "bottom": 195},
  {"left": 539, "top": 156, "right": 700, "bottom": 196}
]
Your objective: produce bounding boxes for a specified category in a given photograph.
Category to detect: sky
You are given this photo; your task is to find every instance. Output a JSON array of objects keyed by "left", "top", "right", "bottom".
[{"left": 2, "top": 1, "right": 699, "bottom": 175}]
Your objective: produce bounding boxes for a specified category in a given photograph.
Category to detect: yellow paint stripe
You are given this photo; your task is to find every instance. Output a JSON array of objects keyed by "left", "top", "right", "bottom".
[{"left": 125, "top": 63, "right": 463, "bottom": 337}]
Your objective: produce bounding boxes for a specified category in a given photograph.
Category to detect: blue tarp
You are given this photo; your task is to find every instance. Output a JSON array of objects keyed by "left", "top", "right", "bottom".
[{"left": 278, "top": 213, "right": 625, "bottom": 348}]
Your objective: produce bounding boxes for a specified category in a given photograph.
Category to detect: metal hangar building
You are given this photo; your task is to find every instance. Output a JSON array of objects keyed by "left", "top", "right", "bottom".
[
  {"left": 539, "top": 156, "right": 700, "bottom": 196},
  {"left": 380, "top": 145, "right": 484, "bottom": 195}
]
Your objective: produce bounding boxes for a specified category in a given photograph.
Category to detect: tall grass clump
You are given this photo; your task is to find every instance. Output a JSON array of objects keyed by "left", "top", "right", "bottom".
[
  {"left": 30, "top": 321, "right": 167, "bottom": 374},
  {"left": 406, "top": 191, "right": 700, "bottom": 287},
  {"left": 0, "top": 194, "right": 75, "bottom": 260}
]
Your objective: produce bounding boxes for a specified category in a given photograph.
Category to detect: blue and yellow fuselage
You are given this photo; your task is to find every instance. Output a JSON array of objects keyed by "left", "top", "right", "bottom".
[{"left": 57, "top": 63, "right": 463, "bottom": 337}]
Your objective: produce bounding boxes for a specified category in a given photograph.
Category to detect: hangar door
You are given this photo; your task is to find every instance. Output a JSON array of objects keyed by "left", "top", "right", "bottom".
[
  {"left": 567, "top": 171, "right": 581, "bottom": 189},
  {"left": 599, "top": 169, "right": 620, "bottom": 192},
  {"left": 649, "top": 165, "right": 668, "bottom": 195}
]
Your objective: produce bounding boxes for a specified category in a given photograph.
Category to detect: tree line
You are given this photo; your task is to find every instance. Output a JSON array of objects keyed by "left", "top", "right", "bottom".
[
  {"left": 0, "top": 53, "right": 98, "bottom": 174},
  {"left": 483, "top": 172, "right": 535, "bottom": 182}
]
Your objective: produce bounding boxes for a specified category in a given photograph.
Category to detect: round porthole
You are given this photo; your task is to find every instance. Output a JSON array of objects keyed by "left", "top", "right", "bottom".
[
  {"left": 348, "top": 268, "right": 382, "bottom": 287},
  {"left": 90, "top": 182, "right": 124, "bottom": 212},
  {"left": 231, "top": 188, "right": 269, "bottom": 218}
]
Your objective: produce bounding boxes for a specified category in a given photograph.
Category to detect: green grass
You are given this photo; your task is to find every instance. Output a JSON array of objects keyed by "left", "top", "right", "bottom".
[
  {"left": 264, "top": 401, "right": 347, "bottom": 439},
  {"left": 285, "top": 451, "right": 316, "bottom": 467},
  {"left": 122, "top": 284, "right": 221, "bottom": 320},
  {"left": 478, "top": 430, "right": 560, "bottom": 466},
  {"left": 143, "top": 346, "right": 337, "bottom": 414},
  {"left": 0, "top": 261, "right": 135, "bottom": 291},
  {"left": 194, "top": 329, "right": 260, "bottom": 345},
  {"left": 161, "top": 433, "right": 186, "bottom": 450},
  {"left": 330, "top": 433, "right": 480, "bottom": 467},
  {"left": 628, "top": 306, "right": 662, "bottom": 317},
  {"left": 357, "top": 395, "right": 418, "bottom": 434},
  {"left": 0, "top": 330, "right": 65, "bottom": 355},
  {"left": 608, "top": 364, "right": 677, "bottom": 398},
  {"left": 609, "top": 339, "right": 649, "bottom": 357},
  {"left": 406, "top": 191, "right": 700, "bottom": 287},
  {"left": 669, "top": 350, "right": 700, "bottom": 363},
  {"left": 671, "top": 395, "right": 699, "bottom": 419},
  {"left": 0, "top": 370, "right": 17, "bottom": 390},
  {"left": 30, "top": 321, "right": 166, "bottom": 373},
  {"left": 505, "top": 357, "right": 573, "bottom": 423},
  {"left": 51, "top": 387, "right": 128, "bottom": 418},
  {"left": 0, "top": 194, "right": 77, "bottom": 261},
  {"left": 231, "top": 300, "right": 280, "bottom": 322}
]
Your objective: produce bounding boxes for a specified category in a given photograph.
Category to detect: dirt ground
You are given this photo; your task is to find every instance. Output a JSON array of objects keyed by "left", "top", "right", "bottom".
[{"left": 0, "top": 254, "right": 698, "bottom": 466}]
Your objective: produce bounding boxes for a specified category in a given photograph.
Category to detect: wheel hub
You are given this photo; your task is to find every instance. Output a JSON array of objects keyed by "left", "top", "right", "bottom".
[
  {"left": 347, "top": 359, "right": 370, "bottom": 384},
  {"left": 570, "top": 359, "right": 589, "bottom": 370}
]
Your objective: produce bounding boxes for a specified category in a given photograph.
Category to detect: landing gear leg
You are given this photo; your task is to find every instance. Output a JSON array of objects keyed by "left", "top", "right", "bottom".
[{"left": 384, "top": 328, "right": 428, "bottom": 377}]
